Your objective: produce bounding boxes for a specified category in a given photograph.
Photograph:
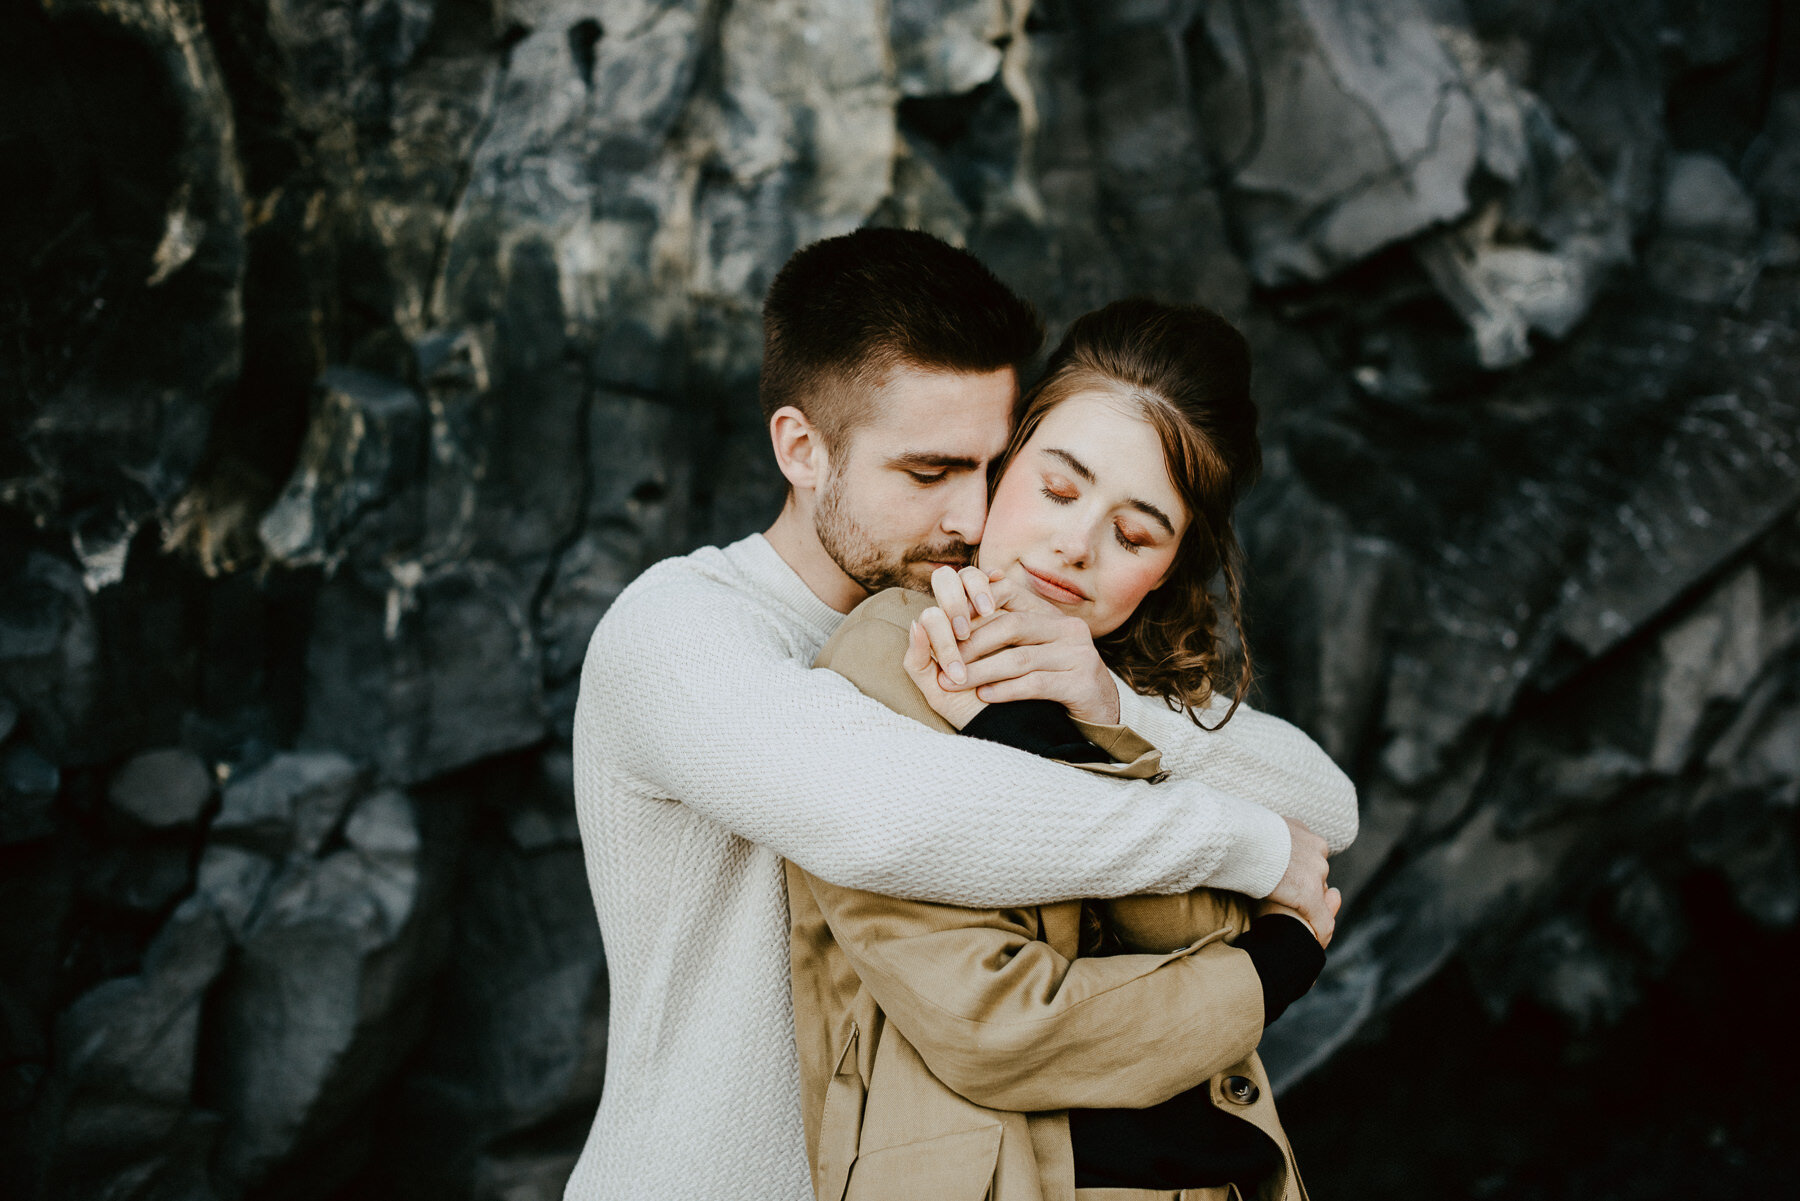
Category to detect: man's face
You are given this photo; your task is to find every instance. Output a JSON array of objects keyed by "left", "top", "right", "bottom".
[{"left": 814, "top": 364, "right": 1018, "bottom": 594}]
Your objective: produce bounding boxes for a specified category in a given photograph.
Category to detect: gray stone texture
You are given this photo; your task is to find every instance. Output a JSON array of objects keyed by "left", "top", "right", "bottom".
[
  {"left": 39, "top": 900, "right": 231, "bottom": 1201},
  {"left": 3, "top": 0, "right": 1798, "bottom": 1198},
  {"left": 108, "top": 749, "right": 215, "bottom": 830}
]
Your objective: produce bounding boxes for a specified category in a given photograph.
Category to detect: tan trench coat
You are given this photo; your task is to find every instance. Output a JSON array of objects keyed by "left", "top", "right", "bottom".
[{"left": 786, "top": 589, "right": 1308, "bottom": 1201}]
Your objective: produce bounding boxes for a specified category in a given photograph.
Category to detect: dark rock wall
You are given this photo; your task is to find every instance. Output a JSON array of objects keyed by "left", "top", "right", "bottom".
[{"left": 2, "top": 1, "right": 1796, "bottom": 1198}]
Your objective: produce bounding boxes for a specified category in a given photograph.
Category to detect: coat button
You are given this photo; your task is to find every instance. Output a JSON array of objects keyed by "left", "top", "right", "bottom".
[{"left": 1223, "top": 1075, "right": 1259, "bottom": 1105}]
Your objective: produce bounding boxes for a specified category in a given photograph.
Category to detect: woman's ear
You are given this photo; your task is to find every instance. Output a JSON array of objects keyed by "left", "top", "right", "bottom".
[{"left": 769, "top": 405, "right": 831, "bottom": 492}]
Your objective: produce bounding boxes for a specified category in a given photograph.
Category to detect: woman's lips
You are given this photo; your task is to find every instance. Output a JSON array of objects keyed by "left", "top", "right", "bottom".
[{"left": 1020, "top": 563, "right": 1088, "bottom": 605}]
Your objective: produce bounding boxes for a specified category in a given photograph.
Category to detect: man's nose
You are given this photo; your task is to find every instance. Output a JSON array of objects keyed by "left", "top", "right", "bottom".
[{"left": 939, "top": 474, "right": 989, "bottom": 545}]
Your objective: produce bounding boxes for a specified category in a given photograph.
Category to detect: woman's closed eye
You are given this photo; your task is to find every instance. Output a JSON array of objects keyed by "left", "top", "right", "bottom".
[
  {"left": 1114, "top": 522, "right": 1150, "bottom": 553},
  {"left": 1040, "top": 478, "right": 1078, "bottom": 505}
]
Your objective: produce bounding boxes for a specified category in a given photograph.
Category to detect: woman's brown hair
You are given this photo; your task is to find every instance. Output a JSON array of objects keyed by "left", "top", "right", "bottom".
[{"left": 996, "top": 298, "right": 1261, "bottom": 727}]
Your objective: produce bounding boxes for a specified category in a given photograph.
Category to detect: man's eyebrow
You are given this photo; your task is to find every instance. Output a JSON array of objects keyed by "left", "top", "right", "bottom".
[
  {"left": 885, "top": 451, "right": 984, "bottom": 471},
  {"left": 1043, "top": 447, "right": 1175, "bottom": 535}
]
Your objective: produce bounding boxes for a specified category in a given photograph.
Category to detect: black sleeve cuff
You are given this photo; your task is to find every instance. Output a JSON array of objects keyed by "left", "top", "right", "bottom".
[
  {"left": 1234, "top": 914, "right": 1326, "bottom": 1025},
  {"left": 959, "top": 699, "right": 1113, "bottom": 763}
]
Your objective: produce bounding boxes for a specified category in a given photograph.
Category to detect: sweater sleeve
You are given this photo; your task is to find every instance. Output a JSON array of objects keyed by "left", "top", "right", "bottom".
[
  {"left": 583, "top": 579, "right": 1292, "bottom": 905},
  {"left": 1114, "top": 681, "right": 1360, "bottom": 854},
  {"left": 956, "top": 697, "right": 1326, "bottom": 1026}
]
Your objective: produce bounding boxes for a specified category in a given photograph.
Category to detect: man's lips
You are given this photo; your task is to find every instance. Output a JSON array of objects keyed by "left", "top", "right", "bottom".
[{"left": 1021, "top": 563, "right": 1088, "bottom": 604}]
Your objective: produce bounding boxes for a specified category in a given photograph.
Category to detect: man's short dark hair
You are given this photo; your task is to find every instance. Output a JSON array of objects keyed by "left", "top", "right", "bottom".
[{"left": 759, "top": 228, "right": 1043, "bottom": 448}]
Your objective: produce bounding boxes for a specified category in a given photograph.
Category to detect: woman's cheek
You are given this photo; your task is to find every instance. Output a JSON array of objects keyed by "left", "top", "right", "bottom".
[
  {"left": 1097, "top": 553, "right": 1172, "bottom": 629},
  {"left": 990, "top": 473, "right": 1049, "bottom": 544},
  {"left": 1128, "top": 554, "right": 1175, "bottom": 602}
]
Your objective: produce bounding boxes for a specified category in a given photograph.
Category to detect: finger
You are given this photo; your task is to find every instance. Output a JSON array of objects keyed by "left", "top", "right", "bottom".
[
  {"left": 972, "top": 669, "right": 1069, "bottom": 706},
  {"left": 917, "top": 606, "right": 967, "bottom": 685},
  {"left": 903, "top": 620, "right": 933, "bottom": 678},
  {"left": 1294, "top": 889, "right": 1333, "bottom": 938},
  {"left": 955, "top": 611, "right": 1026, "bottom": 661},
  {"left": 1314, "top": 907, "right": 1336, "bottom": 948},
  {"left": 957, "top": 565, "right": 997, "bottom": 619},
  {"left": 930, "top": 565, "right": 975, "bottom": 641},
  {"left": 961, "top": 645, "right": 1052, "bottom": 690},
  {"left": 1326, "top": 887, "right": 1343, "bottom": 916},
  {"left": 988, "top": 573, "right": 1059, "bottom": 615},
  {"left": 962, "top": 613, "right": 1093, "bottom": 667},
  {"left": 957, "top": 611, "right": 1072, "bottom": 661}
]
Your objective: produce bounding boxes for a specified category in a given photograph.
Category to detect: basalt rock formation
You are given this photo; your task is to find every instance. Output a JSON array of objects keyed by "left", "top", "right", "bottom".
[{"left": 3, "top": 1, "right": 1797, "bottom": 1198}]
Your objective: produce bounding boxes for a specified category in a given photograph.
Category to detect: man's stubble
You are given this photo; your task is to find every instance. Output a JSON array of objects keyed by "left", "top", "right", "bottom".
[{"left": 813, "top": 458, "right": 973, "bottom": 595}]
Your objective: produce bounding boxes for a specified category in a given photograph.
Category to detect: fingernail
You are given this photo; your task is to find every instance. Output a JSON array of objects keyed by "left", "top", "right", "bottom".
[
  {"left": 952, "top": 615, "right": 971, "bottom": 640},
  {"left": 975, "top": 594, "right": 994, "bottom": 615},
  {"left": 947, "top": 661, "right": 966, "bottom": 685}
]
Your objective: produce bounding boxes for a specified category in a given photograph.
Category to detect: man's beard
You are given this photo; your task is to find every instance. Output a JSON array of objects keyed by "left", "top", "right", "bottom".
[{"left": 814, "top": 466, "right": 973, "bottom": 594}]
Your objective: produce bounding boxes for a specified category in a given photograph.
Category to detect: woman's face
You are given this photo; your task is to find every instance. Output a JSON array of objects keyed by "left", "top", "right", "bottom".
[{"left": 978, "top": 392, "right": 1190, "bottom": 639}]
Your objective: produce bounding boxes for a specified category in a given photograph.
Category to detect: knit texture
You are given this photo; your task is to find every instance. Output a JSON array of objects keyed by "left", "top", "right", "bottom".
[{"left": 564, "top": 534, "right": 1357, "bottom": 1200}]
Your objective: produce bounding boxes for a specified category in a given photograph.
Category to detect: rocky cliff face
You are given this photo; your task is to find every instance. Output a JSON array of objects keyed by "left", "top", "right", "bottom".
[{"left": 3, "top": 1, "right": 1797, "bottom": 1198}]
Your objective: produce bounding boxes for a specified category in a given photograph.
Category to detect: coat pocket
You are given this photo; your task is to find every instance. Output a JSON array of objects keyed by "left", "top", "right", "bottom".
[
  {"left": 816, "top": 1023, "right": 866, "bottom": 1201},
  {"left": 843, "top": 1123, "right": 1005, "bottom": 1201}
]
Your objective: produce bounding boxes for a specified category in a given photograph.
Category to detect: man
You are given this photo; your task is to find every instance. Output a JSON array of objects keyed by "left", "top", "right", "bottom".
[{"left": 564, "top": 229, "right": 1356, "bottom": 1200}]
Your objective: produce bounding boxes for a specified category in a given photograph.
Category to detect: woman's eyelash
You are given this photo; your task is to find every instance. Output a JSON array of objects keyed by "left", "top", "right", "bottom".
[{"left": 1042, "top": 484, "right": 1147, "bottom": 551}]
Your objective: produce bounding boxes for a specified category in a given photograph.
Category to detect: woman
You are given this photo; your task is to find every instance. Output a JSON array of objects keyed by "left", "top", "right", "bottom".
[{"left": 785, "top": 298, "right": 1337, "bottom": 1201}]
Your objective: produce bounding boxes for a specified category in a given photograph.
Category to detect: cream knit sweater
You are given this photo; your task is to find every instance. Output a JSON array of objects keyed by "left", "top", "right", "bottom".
[{"left": 564, "top": 534, "right": 1357, "bottom": 1201}]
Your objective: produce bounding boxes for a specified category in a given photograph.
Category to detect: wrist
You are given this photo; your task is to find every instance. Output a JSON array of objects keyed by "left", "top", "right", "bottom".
[
  {"left": 1236, "top": 912, "right": 1328, "bottom": 1023},
  {"left": 1065, "top": 669, "right": 1120, "bottom": 725},
  {"left": 935, "top": 691, "right": 988, "bottom": 730},
  {"left": 1254, "top": 899, "right": 1320, "bottom": 943}
]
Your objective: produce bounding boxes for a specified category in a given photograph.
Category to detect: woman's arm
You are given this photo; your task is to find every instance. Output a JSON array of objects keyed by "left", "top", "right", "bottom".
[
  {"left": 792, "top": 592, "right": 1277, "bottom": 1110},
  {"left": 891, "top": 583, "right": 1334, "bottom": 1017},
  {"left": 1101, "top": 889, "right": 1250, "bottom": 954},
  {"left": 798, "top": 868, "right": 1267, "bottom": 1112}
]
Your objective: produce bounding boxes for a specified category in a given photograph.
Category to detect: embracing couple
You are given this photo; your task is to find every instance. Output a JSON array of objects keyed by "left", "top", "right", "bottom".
[{"left": 566, "top": 229, "right": 1357, "bottom": 1201}]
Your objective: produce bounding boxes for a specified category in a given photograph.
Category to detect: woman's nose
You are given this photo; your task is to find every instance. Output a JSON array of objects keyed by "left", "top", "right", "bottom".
[{"left": 1050, "top": 520, "right": 1093, "bottom": 566}]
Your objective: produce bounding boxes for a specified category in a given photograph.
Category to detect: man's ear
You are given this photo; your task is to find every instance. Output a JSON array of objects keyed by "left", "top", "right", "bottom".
[{"left": 769, "top": 405, "right": 831, "bottom": 492}]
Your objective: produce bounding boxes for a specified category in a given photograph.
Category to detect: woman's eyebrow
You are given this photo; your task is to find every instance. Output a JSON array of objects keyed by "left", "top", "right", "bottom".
[
  {"left": 1128, "top": 499, "right": 1176, "bottom": 536},
  {"left": 1044, "top": 447, "right": 1175, "bottom": 534},
  {"left": 1042, "top": 447, "right": 1094, "bottom": 481}
]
